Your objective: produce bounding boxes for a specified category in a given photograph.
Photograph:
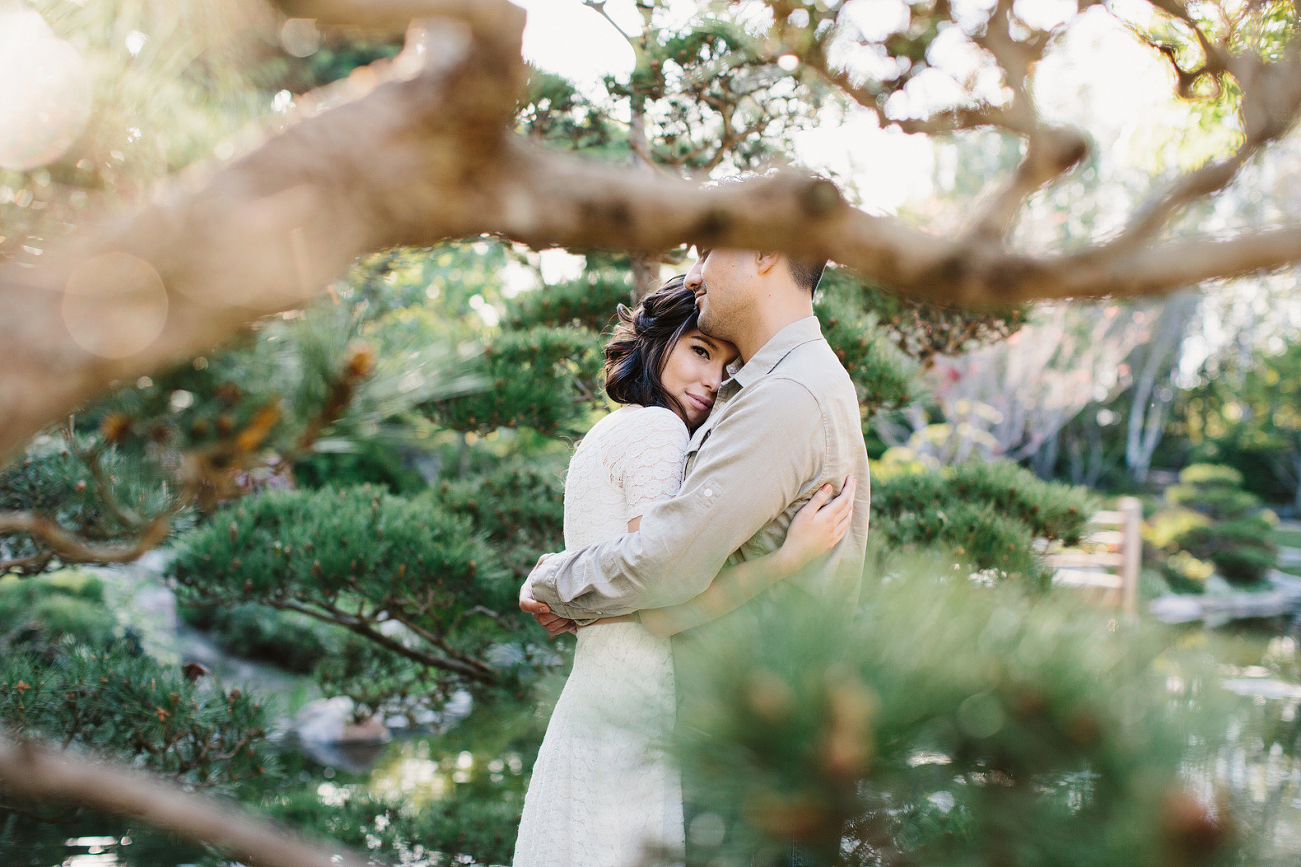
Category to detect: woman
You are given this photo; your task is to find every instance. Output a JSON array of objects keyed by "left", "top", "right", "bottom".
[{"left": 512, "top": 276, "right": 854, "bottom": 867}]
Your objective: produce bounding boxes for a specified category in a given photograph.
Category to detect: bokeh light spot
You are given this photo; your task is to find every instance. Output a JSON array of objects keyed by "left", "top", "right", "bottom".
[
  {"left": 62, "top": 253, "right": 169, "bottom": 359},
  {"left": 0, "top": 10, "right": 94, "bottom": 170},
  {"left": 281, "top": 18, "right": 321, "bottom": 58}
]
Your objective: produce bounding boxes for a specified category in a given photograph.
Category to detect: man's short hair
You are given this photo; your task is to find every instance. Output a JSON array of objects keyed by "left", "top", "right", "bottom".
[{"left": 788, "top": 256, "right": 827, "bottom": 295}]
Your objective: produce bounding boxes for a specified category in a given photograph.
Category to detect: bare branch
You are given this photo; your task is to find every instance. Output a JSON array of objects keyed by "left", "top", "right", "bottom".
[
  {"left": 276, "top": 0, "right": 524, "bottom": 35},
  {"left": 0, "top": 733, "right": 371, "bottom": 867},
  {"left": 0, "top": 551, "right": 55, "bottom": 576},
  {"left": 0, "top": 511, "right": 174, "bottom": 566},
  {"left": 269, "top": 598, "right": 498, "bottom": 682},
  {"left": 582, "top": 0, "right": 636, "bottom": 42},
  {"left": 961, "top": 126, "right": 1090, "bottom": 245}
]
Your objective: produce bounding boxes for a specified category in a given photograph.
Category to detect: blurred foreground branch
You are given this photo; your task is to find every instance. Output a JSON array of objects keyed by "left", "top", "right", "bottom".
[
  {"left": 0, "top": 732, "right": 371, "bottom": 867},
  {"left": 4, "top": 0, "right": 1301, "bottom": 461}
]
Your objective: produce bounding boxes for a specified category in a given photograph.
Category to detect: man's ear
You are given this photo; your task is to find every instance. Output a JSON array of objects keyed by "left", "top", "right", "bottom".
[{"left": 754, "top": 251, "right": 781, "bottom": 275}]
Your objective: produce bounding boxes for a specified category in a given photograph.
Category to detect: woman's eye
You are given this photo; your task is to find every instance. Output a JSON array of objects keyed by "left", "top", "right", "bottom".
[{"left": 694, "top": 346, "right": 710, "bottom": 359}]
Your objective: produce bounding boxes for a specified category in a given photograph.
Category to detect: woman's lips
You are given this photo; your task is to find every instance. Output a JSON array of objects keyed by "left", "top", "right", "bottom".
[{"left": 687, "top": 393, "right": 713, "bottom": 414}]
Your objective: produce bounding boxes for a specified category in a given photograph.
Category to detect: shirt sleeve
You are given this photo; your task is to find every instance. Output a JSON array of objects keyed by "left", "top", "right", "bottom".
[
  {"left": 530, "top": 377, "right": 824, "bottom": 620},
  {"left": 616, "top": 407, "right": 690, "bottom": 518}
]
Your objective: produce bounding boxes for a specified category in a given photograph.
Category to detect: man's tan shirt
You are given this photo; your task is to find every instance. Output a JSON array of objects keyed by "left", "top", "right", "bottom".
[{"left": 529, "top": 316, "right": 871, "bottom": 624}]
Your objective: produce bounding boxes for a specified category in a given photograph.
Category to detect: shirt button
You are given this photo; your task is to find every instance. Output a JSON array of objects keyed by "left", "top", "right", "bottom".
[{"left": 703, "top": 488, "right": 714, "bottom": 498}]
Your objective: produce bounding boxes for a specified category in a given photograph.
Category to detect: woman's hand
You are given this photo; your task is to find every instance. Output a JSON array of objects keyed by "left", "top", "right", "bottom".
[{"left": 780, "top": 476, "right": 856, "bottom": 571}]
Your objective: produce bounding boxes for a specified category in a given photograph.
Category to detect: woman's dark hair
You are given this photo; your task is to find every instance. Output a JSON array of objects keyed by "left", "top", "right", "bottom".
[{"left": 603, "top": 275, "right": 699, "bottom": 418}]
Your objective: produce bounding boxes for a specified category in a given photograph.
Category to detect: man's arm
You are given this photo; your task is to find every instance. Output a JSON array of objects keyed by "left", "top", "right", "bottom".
[{"left": 528, "top": 377, "right": 823, "bottom": 621}]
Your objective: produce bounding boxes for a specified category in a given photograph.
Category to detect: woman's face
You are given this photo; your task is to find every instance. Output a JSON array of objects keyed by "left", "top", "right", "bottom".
[{"left": 660, "top": 328, "right": 740, "bottom": 429}]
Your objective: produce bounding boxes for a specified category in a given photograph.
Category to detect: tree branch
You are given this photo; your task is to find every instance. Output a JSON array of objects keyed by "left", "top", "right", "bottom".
[
  {"left": 69, "top": 439, "right": 146, "bottom": 530},
  {"left": 269, "top": 598, "right": 497, "bottom": 682},
  {"left": 0, "top": 733, "right": 371, "bottom": 867},
  {"left": 5, "top": 0, "right": 1301, "bottom": 468},
  {"left": 276, "top": 0, "right": 524, "bottom": 35},
  {"left": 0, "top": 511, "right": 174, "bottom": 566}
]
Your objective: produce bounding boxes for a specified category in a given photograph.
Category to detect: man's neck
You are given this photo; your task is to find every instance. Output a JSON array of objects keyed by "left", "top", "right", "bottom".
[{"left": 736, "top": 295, "right": 815, "bottom": 363}]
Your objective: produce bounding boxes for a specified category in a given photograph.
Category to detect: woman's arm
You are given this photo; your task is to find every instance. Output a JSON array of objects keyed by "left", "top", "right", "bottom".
[{"left": 632, "top": 477, "right": 857, "bottom": 638}]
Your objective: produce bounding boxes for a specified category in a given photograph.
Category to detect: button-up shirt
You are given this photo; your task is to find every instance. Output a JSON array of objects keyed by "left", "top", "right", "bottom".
[{"left": 529, "top": 316, "right": 871, "bottom": 625}]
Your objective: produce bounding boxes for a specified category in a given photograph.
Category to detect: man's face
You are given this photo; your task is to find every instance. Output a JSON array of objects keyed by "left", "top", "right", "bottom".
[{"left": 684, "top": 248, "right": 755, "bottom": 342}]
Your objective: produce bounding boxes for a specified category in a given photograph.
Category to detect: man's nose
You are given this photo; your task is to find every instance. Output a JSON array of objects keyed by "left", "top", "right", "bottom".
[{"left": 684, "top": 261, "right": 704, "bottom": 292}]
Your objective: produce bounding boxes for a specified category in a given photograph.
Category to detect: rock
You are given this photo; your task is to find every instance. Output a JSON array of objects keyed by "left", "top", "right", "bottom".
[{"left": 294, "top": 696, "right": 392, "bottom": 745}]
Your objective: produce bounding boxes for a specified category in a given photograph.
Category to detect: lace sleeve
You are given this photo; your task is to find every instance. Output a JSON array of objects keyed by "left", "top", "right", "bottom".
[{"left": 611, "top": 407, "right": 690, "bottom": 518}]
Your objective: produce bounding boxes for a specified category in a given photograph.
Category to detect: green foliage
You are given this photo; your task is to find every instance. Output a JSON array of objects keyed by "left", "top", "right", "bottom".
[
  {"left": 170, "top": 484, "right": 535, "bottom": 714},
  {"left": 0, "top": 570, "right": 276, "bottom": 809},
  {"left": 265, "top": 779, "right": 523, "bottom": 866},
  {"left": 824, "top": 267, "right": 1026, "bottom": 368},
  {"left": 518, "top": 70, "right": 627, "bottom": 158},
  {"left": 439, "top": 460, "right": 566, "bottom": 580},
  {"left": 430, "top": 326, "right": 606, "bottom": 437},
  {"left": 815, "top": 278, "right": 916, "bottom": 418},
  {"left": 1178, "top": 463, "right": 1244, "bottom": 487},
  {"left": 0, "top": 436, "right": 183, "bottom": 571},
  {"left": 1151, "top": 464, "right": 1277, "bottom": 587},
  {"left": 503, "top": 269, "right": 632, "bottom": 333},
  {"left": 291, "top": 436, "right": 429, "bottom": 494},
  {"left": 179, "top": 602, "right": 338, "bottom": 674},
  {"left": 870, "top": 461, "right": 1096, "bottom": 587},
  {"left": 675, "top": 579, "right": 1238, "bottom": 867},
  {"left": 1179, "top": 340, "right": 1301, "bottom": 506},
  {"left": 0, "top": 570, "right": 119, "bottom": 650},
  {"left": 0, "top": 644, "right": 273, "bottom": 798}
]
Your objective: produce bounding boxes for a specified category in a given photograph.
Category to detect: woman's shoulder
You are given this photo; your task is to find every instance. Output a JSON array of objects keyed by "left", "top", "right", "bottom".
[{"left": 590, "top": 404, "right": 687, "bottom": 446}]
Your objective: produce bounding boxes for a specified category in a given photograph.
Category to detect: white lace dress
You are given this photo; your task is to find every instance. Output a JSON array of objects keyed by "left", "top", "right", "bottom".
[{"left": 513, "top": 405, "right": 689, "bottom": 867}]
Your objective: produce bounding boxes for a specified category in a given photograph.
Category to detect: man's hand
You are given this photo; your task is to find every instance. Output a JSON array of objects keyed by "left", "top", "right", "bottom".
[{"left": 519, "top": 555, "right": 577, "bottom": 636}]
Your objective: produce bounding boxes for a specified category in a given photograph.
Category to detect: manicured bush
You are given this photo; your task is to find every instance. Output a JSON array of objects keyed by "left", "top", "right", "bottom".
[
  {"left": 0, "top": 570, "right": 120, "bottom": 651},
  {"left": 870, "top": 459, "right": 1096, "bottom": 588},
  {"left": 1149, "top": 463, "right": 1277, "bottom": 588},
  {"left": 170, "top": 483, "right": 538, "bottom": 716}
]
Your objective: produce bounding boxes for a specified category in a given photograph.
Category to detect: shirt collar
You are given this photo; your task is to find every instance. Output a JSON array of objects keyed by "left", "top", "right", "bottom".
[{"left": 725, "top": 316, "right": 824, "bottom": 392}]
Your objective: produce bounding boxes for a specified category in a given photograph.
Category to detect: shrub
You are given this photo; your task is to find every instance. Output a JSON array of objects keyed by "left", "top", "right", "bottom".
[
  {"left": 170, "top": 484, "right": 535, "bottom": 716},
  {"left": 870, "top": 460, "right": 1096, "bottom": 588},
  {"left": 1150, "top": 463, "right": 1277, "bottom": 587},
  {"left": 0, "top": 570, "right": 120, "bottom": 651}
]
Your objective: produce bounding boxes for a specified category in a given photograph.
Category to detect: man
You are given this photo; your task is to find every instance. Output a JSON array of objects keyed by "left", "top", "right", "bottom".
[{"left": 520, "top": 240, "right": 870, "bottom": 642}]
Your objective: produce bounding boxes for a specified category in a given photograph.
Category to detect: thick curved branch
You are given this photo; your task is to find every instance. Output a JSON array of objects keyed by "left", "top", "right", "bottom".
[
  {"left": 491, "top": 143, "right": 1301, "bottom": 304},
  {"left": 0, "top": 734, "right": 370, "bottom": 867},
  {"left": 0, "top": 511, "right": 174, "bottom": 566},
  {"left": 961, "top": 125, "right": 1090, "bottom": 245},
  {"left": 4, "top": 0, "right": 1301, "bottom": 466},
  {"left": 0, "top": 9, "right": 526, "bottom": 466},
  {"left": 277, "top": 0, "right": 524, "bottom": 34}
]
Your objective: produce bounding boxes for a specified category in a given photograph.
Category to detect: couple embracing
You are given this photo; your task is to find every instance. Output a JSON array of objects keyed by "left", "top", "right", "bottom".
[{"left": 514, "top": 240, "right": 870, "bottom": 867}]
